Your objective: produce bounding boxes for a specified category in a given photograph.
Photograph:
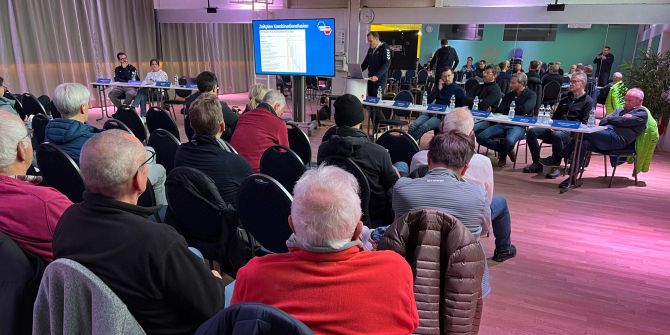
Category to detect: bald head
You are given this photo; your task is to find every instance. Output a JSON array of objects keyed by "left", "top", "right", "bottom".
[
  {"left": 0, "top": 111, "right": 32, "bottom": 175},
  {"left": 623, "top": 88, "right": 644, "bottom": 111},
  {"left": 612, "top": 72, "right": 623, "bottom": 83},
  {"left": 441, "top": 107, "right": 474, "bottom": 136},
  {"left": 80, "top": 130, "right": 147, "bottom": 200}
]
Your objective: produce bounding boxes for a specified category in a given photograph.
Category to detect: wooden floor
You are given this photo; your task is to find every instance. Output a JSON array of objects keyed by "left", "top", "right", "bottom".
[{"left": 88, "top": 94, "right": 670, "bottom": 335}]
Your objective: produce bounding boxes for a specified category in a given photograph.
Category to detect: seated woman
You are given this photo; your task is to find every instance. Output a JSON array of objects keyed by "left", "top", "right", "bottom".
[
  {"left": 243, "top": 84, "right": 269, "bottom": 113},
  {"left": 133, "top": 59, "right": 168, "bottom": 117}
]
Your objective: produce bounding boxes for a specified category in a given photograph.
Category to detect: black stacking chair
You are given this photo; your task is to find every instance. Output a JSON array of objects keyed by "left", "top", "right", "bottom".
[
  {"left": 322, "top": 126, "right": 338, "bottom": 143},
  {"left": 496, "top": 78, "right": 510, "bottom": 94},
  {"left": 528, "top": 83, "right": 543, "bottom": 115},
  {"left": 416, "top": 69, "right": 429, "bottom": 89},
  {"left": 259, "top": 145, "right": 306, "bottom": 194},
  {"left": 196, "top": 303, "right": 314, "bottom": 335},
  {"left": 238, "top": 174, "right": 293, "bottom": 253},
  {"left": 376, "top": 129, "right": 420, "bottom": 165},
  {"left": 31, "top": 114, "right": 50, "bottom": 145},
  {"left": 286, "top": 122, "right": 312, "bottom": 165},
  {"left": 163, "top": 76, "right": 191, "bottom": 118},
  {"left": 102, "top": 119, "right": 133, "bottom": 133},
  {"left": 146, "top": 106, "right": 180, "bottom": 141},
  {"left": 36, "top": 143, "right": 85, "bottom": 203},
  {"left": 464, "top": 78, "right": 480, "bottom": 95},
  {"left": 137, "top": 179, "right": 162, "bottom": 222},
  {"left": 374, "top": 90, "right": 412, "bottom": 134},
  {"left": 580, "top": 141, "right": 638, "bottom": 188},
  {"left": 21, "top": 93, "right": 46, "bottom": 117},
  {"left": 13, "top": 98, "right": 25, "bottom": 120},
  {"left": 166, "top": 167, "right": 252, "bottom": 276},
  {"left": 148, "top": 129, "right": 180, "bottom": 174},
  {"left": 322, "top": 156, "right": 371, "bottom": 225},
  {"left": 541, "top": 81, "right": 561, "bottom": 106},
  {"left": 113, "top": 105, "right": 148, "bottom": 143}
]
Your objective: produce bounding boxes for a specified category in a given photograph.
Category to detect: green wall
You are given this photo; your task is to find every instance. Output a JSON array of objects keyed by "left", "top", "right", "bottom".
[{"left": 419, "top": 24, "right": 638, "bottom": 73}]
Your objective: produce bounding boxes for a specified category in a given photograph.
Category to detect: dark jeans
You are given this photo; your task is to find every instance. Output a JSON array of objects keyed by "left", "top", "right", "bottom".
[
  {"left": 366, "top": 79, "right": 387, "bottom": 97},
  {"left": 408, "top": 113, "right": 442, "bottom": 140},
  {"left": 473, "top": 121, "right": 491, "bottom": 135},
  {"left": 527, "top": 128, "right": 572, "bottom": 163},
  {"left": 477, "top": 124, "right": 526, "bottom": 159},
  {"left": 597, "top": 71, "right": 610, "bottom": 87},
  {"left": 491, "top": 195, "right": 512, "bottom": 251},
  {"left": 561, "top": 128, "right": 628, "bottom": 170}
]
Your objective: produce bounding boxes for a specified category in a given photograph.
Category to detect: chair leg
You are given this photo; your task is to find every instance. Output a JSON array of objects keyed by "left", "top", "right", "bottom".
[
  {"left": 633, "top": 154, "right": 638, "bottom": 185},
  {"left": 603, "top": 155, "right": 608, "bottom": 177},
  {"left": 512, "top": 141, "right": 521, "bottom": 169},
  {"left": 578, "top": 152, "right": 591, "bottom": 181},
  {"left": 608, "top": 156, "right": 618, "bottom": 188}
]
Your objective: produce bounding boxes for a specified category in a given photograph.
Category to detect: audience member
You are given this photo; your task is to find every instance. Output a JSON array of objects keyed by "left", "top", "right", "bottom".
[
  {"left": 408, "top": 67, "right": 465, "bottom": 140},
  {"left": 568, "top": 64, "right": 577, "bottom": 75},
  {"left": 542, "top": 64, "right": 563, "bottom": 88},
  {"left": 497, "top": 61, "right": 511, "bottom": 81},
  {"left": 0, "top": 77, "right": 18, "bottom": 116},
  {"left": 512, "top": 63, "right": 523, "bottom": 74},
  {"left": 474, "top": 59, "right": 487, "bottom": 78},
  {"left": 185, "top": 71, "right": 238, "bottom": 141},
  {"left": 593, "top": 46, "right": 615, "bottom": 86},
  {"left": 45, "top": 83, "right": 167, "bottom": 205},
  {"left": 525, "top": 72, "right": 594, "bottom": 178},
  {"left": 174, "top": 93, "right": 252, "bottom": 207},
  {"left": 429, "top": 39, "right": 459, "bottom": 77},
  {"left": 231, "top": 90, "right": 289, "bottom": 172},
  {"left": 132, "top": 58, "right": 168, "bottom": 117},
  {"left": 551, "top": 88, "right": 648, "bottom": 189},
  {"left": 317, "top": 94, "right": 399, "bottom": 227},
  {"left": 0, "top": 111, "right": 72, "bottom": 262},
  {"left": 467, "top": 64, "right": 504, "bottom": 135},
  {"left": 605, "top": 72, "right": 626, "bottom": 114},
  {"left": 409, "top": 107, "right": 516, "bottom": 262},
  {"left": 477, "top": 72, "right": 537, "bottom": 167},
  {"left": 53, "top": 130, "right": 225, "bottom": 334},
  {"left": 527, "top": 60, "right": 542, "bottom": 86},
  {"left": 232, "top": 165, "right": 419, "bottom": 334},
  {"left": 555, "top": 61, "right": 564, "bottom": 76},
  {"left": 108, "top": 52, "right": 138, "bottom": 108},
  {"left": 245, "top": 84, "right": 269, "bottom": 113}
]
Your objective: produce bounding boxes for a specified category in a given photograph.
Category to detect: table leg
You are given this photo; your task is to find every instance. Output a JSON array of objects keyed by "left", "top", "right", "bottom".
[
  {"left": 95, "top": 85, "right": 109, "bottom": 122},
  {"left": 561, "top": 132, "right": 584, "bottom": 193}
]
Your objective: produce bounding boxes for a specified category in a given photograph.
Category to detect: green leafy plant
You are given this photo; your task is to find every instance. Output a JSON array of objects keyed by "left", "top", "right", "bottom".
[{"left": 620, "top": 49, "right": 670, "bottom": 131}]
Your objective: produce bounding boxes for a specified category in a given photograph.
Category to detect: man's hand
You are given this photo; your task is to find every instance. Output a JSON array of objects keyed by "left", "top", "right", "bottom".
[
  {"left": 438, "top": 78, "right": 445, "bottom": 90},
  {"left": 370, "top": 76, "right": 379, "bottom": 82},
  {"left": 211, "top": 270, "right": 222, "bottom": 279}
]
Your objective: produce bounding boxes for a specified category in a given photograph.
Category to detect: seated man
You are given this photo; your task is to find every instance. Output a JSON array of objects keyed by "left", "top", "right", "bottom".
[
  {"left": 230, "top": 90, "right": 289, "bottom": 173},
  {"left": 185, "top": 71, "right": 238, "bottom": 142},
  {"left": 0, "top": 77, "right": 18, "bottom": 116},
  {"left": 409, "top": 107, "right": 516, "bottom": 262},
  {"left": 553, "top": 88, "right": 648, "bottom": 189},
  {"left": 477, "top": 72, "right": 537, "bottom": 167},
  {"left": 473, "top": 59, "right": 486, "bottom": 78},
  {"left": 525, "top": 72, "right": 594, "bottom": 178},
  {"left": 408, "top": 67, "right": 465, "bottom": 140},
  {"left": 604, "top": 72, "right": 625, "bottom": 114},
  {"left": 108, "top": 52, "right": 138, "bottom": 108},
  {"left": 317, "top": 94, "right": 399, "bottom": 227},
  {"left": 541, "top": 64, "right": 563, "bottom": 89},
  {"left": 232, "top": 165, "right": 419, "bottom": 334},
  {"left": 0, "top": 111, "right": 72, "bottom": 262},
  {"left": 46, "top": 83, "right": 167, "bottom": 205},
  {"left": 466, "top": 65, "right": 503, "bottom": 134},
  {"left": 393, "top": 131, "right": 491, "bottom": 296},
  {"left": 53, "top": 130, "right": 225, "bottom": 334},
  {"left": 175, "top": 93, "right": 253, "bottom": 207},
  {"left": 526, "top": 60, "right": 542, "bottom": 86},
  {"left": 496, "top": 61, "right": 511, "bottom": 82}
]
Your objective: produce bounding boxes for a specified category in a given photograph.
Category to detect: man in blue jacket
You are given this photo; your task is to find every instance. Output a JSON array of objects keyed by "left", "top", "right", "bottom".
[{"left": 361, "top": 31, "right": 391, "bottom": 97}]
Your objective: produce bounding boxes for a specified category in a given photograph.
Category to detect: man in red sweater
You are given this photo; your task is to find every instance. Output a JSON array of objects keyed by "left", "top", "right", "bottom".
[
  {"left": 230, "top": 89, "right": 289, "bottom": 172},
  {"left": 231, "top": 165, "right": 418, "bottom": 335},
  {"left": 0, "top": 111, "right": 72, "bottom": 262}
]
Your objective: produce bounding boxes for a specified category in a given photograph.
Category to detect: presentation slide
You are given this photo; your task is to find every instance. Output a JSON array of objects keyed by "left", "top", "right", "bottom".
[{"left": 252, "top": 18, "right": 335, "bottom": 77}]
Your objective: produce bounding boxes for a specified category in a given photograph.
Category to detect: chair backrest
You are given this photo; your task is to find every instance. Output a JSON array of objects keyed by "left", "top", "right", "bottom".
[
  {"left": 417, "top": 69, "right": 429, "bottom": 85},
  {"left": 36, "top": 143, "right": 85, "bottom": 203},
  {"left": 322, "top": 126, "right": 338, "bottom": 143},
  {"left": 376, "top": 129, "right": 420, "bottom": 165},
  {"left": 184, "top": 114, "right": 195, "bottom": 141},
  {"left": 33, "top": 258, "right": 146, "bottom": 335},
  {"left": 13, "top": 98, "right": 25, "bottom": 120},
  {"left": 175, "top": 77, "right": 192, "bottom": 98},
  {"left": 321, "top": 156, "right": 370, "bottom": 224},
  {"left": 286, "top": 122, "right": 312, "bottom": 165},
  {"left": 541, "top": 81, "right": 561, "bottom": 105},
  {"left": 113, "top": 105, "right": 148, "bottom": 142},
  {"left": 260, "top": 145, "right": 306, "bottom": 194},
  {"left": 148, "top": 129, "right": 180, "bottom": 174},
  {"left": 403, "top": 69, "right": 416, "bottom": 84},
  {"left": 32, "top": 113, "right": 50, "bottom": 145},
  {"left": 528, "top": 83, "right": 542, "bottom": 115},
  {"left": 21, "top": 93, "right": 46, "bottom": 117},
  {"left": 146, "top": 106, "right": 180, "bottom": 140},
  {"left": 391, "top": 69, "right": 402, "bottom": 82},
  {"left": 196, "top": 302, "right": 313, "bottom": 335},
  {"left": 238, "top": 174, "right": 293, "bottom": 253},
  {"left": 496, "top": 78, "right": 510, "bottom": 94},
  {"left": 103, "top": 119, "right": 133, "bottom": 133},
  {"left": 137, "top": 179, "right": 156, "bottom": 207},
  {"left": 465, "top": 78, "right": 480, "bottom": 95},
  {"left": 395, "top": 90, "right": 415, "bottom": 104}
]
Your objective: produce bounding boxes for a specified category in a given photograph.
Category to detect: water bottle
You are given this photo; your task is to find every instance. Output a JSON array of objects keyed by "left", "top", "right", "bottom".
[
  {"left": 422, "top": 91, "right": 428, "bottom": 107},
  {"left": 131, "top": 70, "right": 136, "bottom": 81},
  {"left": 377, "top": 87, "right": 382, "bottom": 101},
  {"left": 449, "top": 95, "right": 456, "bottom": 111},
  {"left": 509, "top": 100, "right": 516, "bottom": 119},
  {"left": 174, "top": 75, "right": 179, "bottom": 86},
  {"left": 544, "top": 105, "right": 551, "bottom": 124},
  {"left": 587, "top": 107, "right": 596, "bottom": 127},
  {"left": 473, "top": 96, "right": 479, "bottom": 111}
]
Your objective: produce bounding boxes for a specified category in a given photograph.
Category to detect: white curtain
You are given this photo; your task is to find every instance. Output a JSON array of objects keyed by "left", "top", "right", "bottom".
[
  {"left": 159, "top": 23, "right": 255, "bottom": 94},
  {"left": 0, "top": 0, "right": 156, "bottom": 107}
]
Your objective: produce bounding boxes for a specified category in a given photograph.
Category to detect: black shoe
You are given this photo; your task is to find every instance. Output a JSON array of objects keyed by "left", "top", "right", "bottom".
[
  {"left": 545, "top": 167, "right": 561, "bottom": 179},
  {"left": 539, "top": 156, "right": 561, "bottom": 166},
  {"left": 492, "top": 244, "right": 517, "bottom": 263},
  {"left": 523, "top": 162, "right": 542, "bottom": 173},
  {"left": 559, "top": 177, "right": 571, "bottom": 188}
]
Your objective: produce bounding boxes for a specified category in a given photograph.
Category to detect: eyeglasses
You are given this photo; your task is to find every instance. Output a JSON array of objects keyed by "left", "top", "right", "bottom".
[
  {"left": 569, "top": 80, "right": 582, "bottom": 85},
  {"left": 119, "top": 57, "right": 128, "bottom": 61},
  {"left": 137, "top": 150, "right": 155, "bottom": 173}
]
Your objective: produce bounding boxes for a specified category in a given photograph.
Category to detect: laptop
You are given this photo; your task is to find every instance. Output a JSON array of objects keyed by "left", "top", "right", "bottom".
[{"left": 347, "top": 63, "right": 366, "bottom": 79}]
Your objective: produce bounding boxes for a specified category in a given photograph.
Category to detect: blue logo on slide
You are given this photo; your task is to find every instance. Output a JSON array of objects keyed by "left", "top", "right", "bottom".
[{"left": 317, "top": 21, "right": 332, "bottom": 35}]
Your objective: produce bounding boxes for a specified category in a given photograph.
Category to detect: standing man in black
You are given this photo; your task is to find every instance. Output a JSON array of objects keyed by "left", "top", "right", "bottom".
[
  {"left": 429, "top": 39, "right": 459, "bottom": 77},
  {"left": 593, "top": 46, "right": 614, "bottom": 86},
  {"left": 361, "top": 31, "right": 391, "bottom": 97}
]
